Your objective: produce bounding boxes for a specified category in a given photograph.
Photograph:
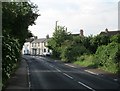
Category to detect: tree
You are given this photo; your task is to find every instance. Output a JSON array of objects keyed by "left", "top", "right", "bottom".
[
  {"left": 2, "top": 2, "right": 39, "bottom": 49},
  {"left": 2, "top": 1, "right": 39, "bottom": 86},
  {"left": 48, "top": 25, "right": 71, "bottom": 58},
  {"left": 110, "top": 34, "right": 120, "bottom": 43},
  {"left": 90, "top": 35, "right": 110, "bottom": 53}
]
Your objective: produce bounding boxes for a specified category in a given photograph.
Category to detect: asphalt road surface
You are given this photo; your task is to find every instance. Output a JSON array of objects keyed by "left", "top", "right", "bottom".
[{"left": 23, "top": 55, "right": 120, "bottom": 91}]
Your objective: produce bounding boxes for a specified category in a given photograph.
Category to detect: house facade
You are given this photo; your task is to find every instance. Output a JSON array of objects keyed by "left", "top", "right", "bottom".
[
  {"left": 22, "top": 38, "right": 34, "bottom": 55},
  {"left": 30, "top": 38, "right": 51, "bottom": 55},
  {"left": 22, "top": 37, "right": 52, "bottom": 56}
]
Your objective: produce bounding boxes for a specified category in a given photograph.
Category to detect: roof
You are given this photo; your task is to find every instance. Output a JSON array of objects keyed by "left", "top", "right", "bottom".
[
  {"left": 31, "top": 38, "right": 49, "bottom": 43},
  {"left": 100, "top": 30, "right": 120, "bottom": 36},
  {"left": 25, "top": 38, "right": 34, "bottom": 42},
  {"left": 71, "top": 34, "right": 80, "bottom": 36}
]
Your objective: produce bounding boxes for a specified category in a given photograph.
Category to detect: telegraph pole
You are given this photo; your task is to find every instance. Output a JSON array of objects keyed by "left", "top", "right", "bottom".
[{"left": 55, "top": 21, "right": 58, "bottom": 31}]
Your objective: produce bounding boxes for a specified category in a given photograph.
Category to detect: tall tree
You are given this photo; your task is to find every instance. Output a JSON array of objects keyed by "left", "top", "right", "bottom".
[
  {"left": 2, "top": 1, "right": 39, "bottom": 87},
  {"left": 48, "top": 25, "right": 70, "bottom": 58},
  {"left": 2, "top": 2, "right": 39, "bottom": 49}
]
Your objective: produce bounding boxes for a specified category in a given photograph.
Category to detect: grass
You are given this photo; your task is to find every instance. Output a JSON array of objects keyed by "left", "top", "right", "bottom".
[
  {"left": 73, "top": 54, "right": 119, "bottom": 74},
  {"left": 73, "top": 55, "right": 96, "bottom": 67},
  {"left": 73, "top": 60, "right": 94, "bottom": 67}
]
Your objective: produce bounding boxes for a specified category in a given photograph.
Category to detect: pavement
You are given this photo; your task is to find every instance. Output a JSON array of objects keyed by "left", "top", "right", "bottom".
[
  {"left": 3, "top": 59, "right": 29, "bottom": 91},
  {"left": 3, "top": 56, "right": 120, "bottom": 90}
]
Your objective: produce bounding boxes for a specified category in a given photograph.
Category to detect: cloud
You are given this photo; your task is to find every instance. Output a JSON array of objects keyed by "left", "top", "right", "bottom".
[{"left": 29, "top": 0, "right": 119, "bottom": 38}]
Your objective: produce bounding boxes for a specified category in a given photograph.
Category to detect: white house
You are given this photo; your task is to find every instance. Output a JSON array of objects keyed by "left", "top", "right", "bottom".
[
  {"left": 30, "top": 38, "right": 52, "bottom": 55},
  {"left": 22, "top": 35, "right": 52, "bottom": 56},
  {"left": 22, "top": 38, "right": 34, "bottom": 55}
]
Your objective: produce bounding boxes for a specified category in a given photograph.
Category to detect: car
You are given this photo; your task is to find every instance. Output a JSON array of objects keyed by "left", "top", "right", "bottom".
[{"left": 43, "top": 52, "right": 51, "bottom": 56}]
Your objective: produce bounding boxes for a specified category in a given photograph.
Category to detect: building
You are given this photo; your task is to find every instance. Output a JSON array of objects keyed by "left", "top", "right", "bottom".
[
  {"left": 100, "top": 28, "right": 120, "bottom": 36},
  {"left": 71, "top": 29, "right": 84, "bottom": 37},
  {"left": 30, "top": 35, "right": 52, "bottom": 56},
  {"left": 22, "top": 38, "right": 34, "bottom": 55},
  {"left": 22, "top": 35, "right": 52, "bottom": 56}
]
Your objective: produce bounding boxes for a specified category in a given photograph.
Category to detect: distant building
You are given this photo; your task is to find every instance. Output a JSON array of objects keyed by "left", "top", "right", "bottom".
[
  {"left": 22, "top": 35, "right": 52, "bottom": 56},
  {"left": 72, "top": 29, "right": 84, "bottom": 37},
  {"left": 100, "top": 28, "right": 120, "bottom": 36},
  {"left": 30, "top": 35, "right": 52, "bottom": 56},
  {"left": 22, "top": 38, "right": 34, "bottom": 55},
  {"left": 30, "top": 38, "right": 50, "bottom": 55}
]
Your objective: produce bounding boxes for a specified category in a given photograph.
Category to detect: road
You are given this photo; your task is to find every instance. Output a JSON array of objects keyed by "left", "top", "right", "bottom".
[{"left": 23, "top": 55, "right": 120, "bottom": 91}]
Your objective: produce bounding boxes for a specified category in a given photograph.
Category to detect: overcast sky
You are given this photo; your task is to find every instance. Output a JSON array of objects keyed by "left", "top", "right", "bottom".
[{"left": 29, "top": 0, "right": 119, "bottom": 38}]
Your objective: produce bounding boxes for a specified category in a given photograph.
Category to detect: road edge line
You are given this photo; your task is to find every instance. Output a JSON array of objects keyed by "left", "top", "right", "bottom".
[
  {"left": 65, "top": 64, "right": 76, "bottom": 68},
  {"left": 85, "top": 70, "right": 99, "bottom": 75}
]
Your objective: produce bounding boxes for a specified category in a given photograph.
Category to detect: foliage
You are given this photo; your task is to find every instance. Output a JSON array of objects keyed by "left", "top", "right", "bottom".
[
  {"left": 90, "top": 35, "right": 110, "bottom": 53},
  {"left": 61, "top": 44, "right": 88, "bottom": 62},
  {"left": 2, "top": 2, "right": 39, "bottom": 49},
  {"left": 94, "top": 42, "right": 120, "bottom": 73},
  {"left": 60, "top": 45, "right": 88, "bottom": 62},
  {"left": 2, "top": 34, "right": 21, "bottom": 85},
  {"left": 2, "top": 2, "right": 39, "bottom": 87},
  {"left": 48, "top": 22, "right": 120, "bottom": 74},
  {"left": 74, "top": 55, "right": 95, "bottom": 67},
  {"left": 48, "top": 26, "right": 70, "bottom": 58},
  {"left": 110, "top": 34, "right": 120, "bottom": 43}
]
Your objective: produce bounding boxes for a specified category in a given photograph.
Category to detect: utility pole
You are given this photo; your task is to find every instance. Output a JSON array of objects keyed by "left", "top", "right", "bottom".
[{"left": 55, "top": 21, "right": 58, "bottom": 31}]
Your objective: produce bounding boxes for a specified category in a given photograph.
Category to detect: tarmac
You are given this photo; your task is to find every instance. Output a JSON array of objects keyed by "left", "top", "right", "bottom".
[{"left": 3, "top": 57, "right": 120, "bottom": 91}]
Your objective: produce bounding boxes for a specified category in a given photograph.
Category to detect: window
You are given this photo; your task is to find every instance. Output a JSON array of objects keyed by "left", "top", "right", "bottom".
[
  {"left": 44, "top": 49, "right": 46, "bottom": 52},
  {"left": 48, "top": 49, "right": 50, "bottom": 52}
]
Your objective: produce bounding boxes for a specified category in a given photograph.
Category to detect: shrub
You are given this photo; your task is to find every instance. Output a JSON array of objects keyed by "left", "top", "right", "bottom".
[
  {"left": 60, "top": 45, "right": 89, "bottom": 62},
  {"left": 94, "top": 42, "right": 120, "bottom": 73},
  {"left": 74, "top": 55, "right": 95, "bottom": 67},
  {"left": 2, "top": 35, "right": 21, "bottom": 85}
]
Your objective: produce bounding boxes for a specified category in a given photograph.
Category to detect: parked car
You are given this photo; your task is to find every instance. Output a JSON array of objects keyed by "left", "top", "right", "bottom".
[{"left": 43, "top": 52, "right": 51, "bottom": 56}]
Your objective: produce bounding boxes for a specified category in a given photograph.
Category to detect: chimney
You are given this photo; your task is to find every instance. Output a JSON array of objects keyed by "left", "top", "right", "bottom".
[
  {"left": 46, "top": 34, "right": 49, "bottom": 39},
  {"left": 105, "top": 28, "right": 109, "bottom": 33},
  {"left": 80, "top": 29, "right": 84, "bottom": 36}
]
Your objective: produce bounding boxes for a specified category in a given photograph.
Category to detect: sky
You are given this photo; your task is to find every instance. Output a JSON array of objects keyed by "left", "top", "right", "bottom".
[{"left": 29, "top": 0, "right": 119, "bottom": 38}]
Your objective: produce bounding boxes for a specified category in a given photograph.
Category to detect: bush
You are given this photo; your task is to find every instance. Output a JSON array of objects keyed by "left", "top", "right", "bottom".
[
  {"left": 94, "top": 42, "right": 120, "bottom": 73},
  {"left": 2, "top": 35, "right": 21, "bottom": 85},
  {"left": 60, "top": 45, "right": 89, "bottom": 62},
  {"left": 74, "top": 55, "right": 96, "bottom": 67}
]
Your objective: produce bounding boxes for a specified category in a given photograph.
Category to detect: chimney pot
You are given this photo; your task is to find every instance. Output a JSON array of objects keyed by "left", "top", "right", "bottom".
[
  {"left": 80, "top": 29, "right": 84, "bottom": 36},
  {"left": 105, "top": 28, "right": 109, "bottom": 33}
]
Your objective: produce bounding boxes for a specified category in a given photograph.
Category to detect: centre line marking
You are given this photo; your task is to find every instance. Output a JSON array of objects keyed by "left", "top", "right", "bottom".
[
  {"left": 78, "top": 81, "right": 95, "bottom": 91},
  {"left": 49, "top": 65, "right": 54, "bottom": 68},
  {"left": 63, "top": 73, "right": 73, "bottom": 79},
  {"left": 55, "top": 68, "right": 61, "bottom": 72}
]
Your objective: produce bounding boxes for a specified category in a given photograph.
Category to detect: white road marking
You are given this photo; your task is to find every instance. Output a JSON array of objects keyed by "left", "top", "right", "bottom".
[
  {"left": 63, "top": 73, "right": 73, "bottom": 79},
  {"left": 78, "top": 81, "right": 95, "bottom": 91},
  {"left": 85, "top": 70, "right": 99, "bottom": 75},
  {"left": 114, "top": 79, "right": 118, "bottom": 81},
  {"left": 29, "top": 82, "right": 31, "bottom": 88},
  {"left": 49, "top": 65, "right": 54, "bottom": 68},
  {"left": 55, "top": 68, "right": 62, "bottom": 72},
  {"left": 65, "top": 64, "right": 76, "bottom": 68}
]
